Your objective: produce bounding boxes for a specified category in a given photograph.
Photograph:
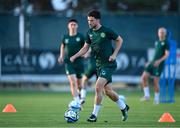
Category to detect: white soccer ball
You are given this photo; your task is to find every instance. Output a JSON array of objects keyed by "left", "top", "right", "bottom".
[
  {"left": 64, "top": 109, "right": 79, "bottom": 123},
  {"left": 68, "top": 100, "right": 81, "bottom": 110}
]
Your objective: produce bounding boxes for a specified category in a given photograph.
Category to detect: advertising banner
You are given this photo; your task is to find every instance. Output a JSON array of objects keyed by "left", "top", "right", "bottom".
[{"left": 0, "top": 49, "right": 148, "bottom": 83}]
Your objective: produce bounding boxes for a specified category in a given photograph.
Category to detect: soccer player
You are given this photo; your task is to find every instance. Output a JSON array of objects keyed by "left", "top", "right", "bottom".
[
  {"left": 58, "top": 19, "right": 85, "bottom": 103},
  {"left": 70, "top": 10, "right": 129, "bottom": 122},
  {"left": 140, "top": 27, "right": 170, "bottom": 104},
  {"left": 80, "top": 49, "right": 97, "bottom": 104}
]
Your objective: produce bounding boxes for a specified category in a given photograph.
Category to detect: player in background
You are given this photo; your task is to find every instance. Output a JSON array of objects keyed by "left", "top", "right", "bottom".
[
  {"left": 140, "top": 27, "right": 169, "bottom": 104},
  {"left": 80, "top": 48, "right": 97, "bottom": 104},
  {"left": 70, "top": 10, "right": 129, "bottom": 122},
  {"left": 58, "top": 19, "right": 85, "bottom": 103}
]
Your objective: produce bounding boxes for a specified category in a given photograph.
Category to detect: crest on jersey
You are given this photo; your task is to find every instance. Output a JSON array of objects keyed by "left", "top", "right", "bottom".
[
  {"left": 65, "top": 39, "right": 69, "bottom": 44},
  {"left": 161, "top": 42, "right": 165, "bottom": 46},
  {"left": 76, "top": 37, "right": 80, "bottom": 42},
  {"left": 100, "top": 32, "right": 106, "bottom": 38}
]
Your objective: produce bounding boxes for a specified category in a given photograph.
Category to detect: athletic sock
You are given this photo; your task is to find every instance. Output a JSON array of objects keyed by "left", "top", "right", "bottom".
[
  {"left": 92, "top": 104, "right": 101, "bottom": 117},
  {"left": 80, "top": 89, "right": 86, "bottom": 100},
  {"left": 154, "top": 92, "right": 159, "bottom": 102},
  {"left": 116, "top": 98, "right": 126, "bottom": 110},
  {"left": 74, "top": 96, "right": 80, "bottom": 103},
  {"left": 144, "top": 86, "right": 150, "bottom": 98}
]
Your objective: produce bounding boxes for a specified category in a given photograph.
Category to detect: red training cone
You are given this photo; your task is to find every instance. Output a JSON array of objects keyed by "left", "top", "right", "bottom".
[
  {"left": 2, "top": 104, "right": 17, "bottom": 113},
  {"left": 158, "top": 112, "right": 175, "bottom": 122}
]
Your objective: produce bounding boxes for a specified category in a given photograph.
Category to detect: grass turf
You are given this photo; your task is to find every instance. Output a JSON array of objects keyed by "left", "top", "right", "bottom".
[{"left": 0, "top": 90, "right": 179, "bottom": 128}]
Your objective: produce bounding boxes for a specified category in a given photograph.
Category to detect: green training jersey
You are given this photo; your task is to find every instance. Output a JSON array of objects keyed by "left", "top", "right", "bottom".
[
  {"left": 62, "top": 33, "right": 85, "bottom": 61},
  {"left": 89, "top": 51, "right": 96, "bottom": 66},
  {"left": 86, "top": 26, "right": 119, "bottom": 67},
  {"left": 152, "top": 39, "right": 169, "bottom": 62}
]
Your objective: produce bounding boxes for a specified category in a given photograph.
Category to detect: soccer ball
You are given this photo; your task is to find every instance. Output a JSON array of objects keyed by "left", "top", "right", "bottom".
[
  {"left": 68, "top": 100, "right": 81, "bottom": 110},
  {"left": 64, "top": 108, "right": 79, "bottom": 123},
  {"left": 64, "top": 100, "right": 81, "bottom": 123}
]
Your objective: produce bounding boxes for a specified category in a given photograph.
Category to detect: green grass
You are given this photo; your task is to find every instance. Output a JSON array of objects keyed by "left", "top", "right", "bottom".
[{"left": 0, "top": 90, "right": 179, "bottom": 128}]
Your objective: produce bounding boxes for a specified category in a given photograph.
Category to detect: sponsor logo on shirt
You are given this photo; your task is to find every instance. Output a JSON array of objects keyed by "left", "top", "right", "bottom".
[
  {"left": 89, "top": 34, "right": 93, "bottom": 40},
  {"left": 101, "top": 70, "right": 106, "bottom": 76}
]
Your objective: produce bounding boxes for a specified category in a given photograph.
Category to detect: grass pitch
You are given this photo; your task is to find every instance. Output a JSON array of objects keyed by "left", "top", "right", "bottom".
[{"left": 0, "top": 89, "right": 179, "bottom": 128}]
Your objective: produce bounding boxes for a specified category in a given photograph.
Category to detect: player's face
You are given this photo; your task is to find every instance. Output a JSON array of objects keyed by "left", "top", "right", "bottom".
[
  {"left": 158, "top": 28, "right": 166, "bottom": 39},
  {"left": 87, "top": 16, "right": 99, "bottom": 29},
  {"left": 68, "top": 22, "right": 78, "bottom": 31}
]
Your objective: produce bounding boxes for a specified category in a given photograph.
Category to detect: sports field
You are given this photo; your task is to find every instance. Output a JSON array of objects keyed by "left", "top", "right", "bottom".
[{"left": 0, "top": 89, "right": 179, "bottom": 128}]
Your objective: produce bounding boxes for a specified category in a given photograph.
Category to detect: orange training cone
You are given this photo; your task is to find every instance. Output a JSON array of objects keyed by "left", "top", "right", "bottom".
[
  {"left": 2, "top": 104, "right": 17, "bottom": 113},
  {"left": 158, "top": 112, "right": 175, "bottom": 122}
]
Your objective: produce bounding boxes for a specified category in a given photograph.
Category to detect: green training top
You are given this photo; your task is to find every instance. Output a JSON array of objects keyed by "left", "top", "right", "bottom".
[
  {"left": 152, "top": 39, "right": 169, "bottom": 62},
  {"left": 89, "top": 51, "right": 96, "bottom": 66},
  {"left": 62, "top": 33, "right": 85, "bottom": 61},
  {"left": 86, "top": 26, "right": 119, "bottom": 67}
]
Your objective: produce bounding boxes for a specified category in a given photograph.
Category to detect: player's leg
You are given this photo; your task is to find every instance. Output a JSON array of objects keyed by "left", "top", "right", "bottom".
[
  {"left": 80, "top": 75, "right": 88, "bottom": 104},
  {"left": 76, "top": 77, "right": 82, "bottom": 94},
  {"left": 87, "top": 77, "right": 106, "bottom": 122},
  {"left": 76, "top": 75, "right": 86, "bottom": 105},
  {"left": 140, "top": 71, "right": 150, "bottom": 101},
  {"left": 67, "top": 74, "right": 80, "bottom": 102},
  {"left": 104, "top": 83, "right": 120, "bottom": 101},
  {"left": 65, "top": 63, "right": 80, "bottom": 102},
  {"left": 74, "top": 60, "right": 84, "bottom": 103},
  {"left": 153, "top": 64, "right": 164, "bottom": 104},
  {"left": 80, "top": 65, "right": 96, "bottom": 104},
  {"left": 153, "top": 76, "right": 160, "bottom": 104},
  {"left": 104, "top": 83, "right": 129, "bottom": 121}
]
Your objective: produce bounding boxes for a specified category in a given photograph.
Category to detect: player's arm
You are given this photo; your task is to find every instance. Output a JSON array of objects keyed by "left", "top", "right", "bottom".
[
  {"left": 70, "top": 42, "right": 90, "bottom": 62},
  {"left": 58, "top": 43, "right": 65, "bottom": 64},
  {"left": 154, "top": 50, "right": 169, "bottom": 67},
  {"left": 83, "top": 47, "right": 92, "bottom": 58},
  {"left": 109, "top": 36, "right": 123, "bottom": 61}
]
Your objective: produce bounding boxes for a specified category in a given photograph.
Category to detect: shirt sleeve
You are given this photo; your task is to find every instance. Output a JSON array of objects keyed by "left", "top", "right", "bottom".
[
  {"left": 61, "top": 35, "right": 65, "bottom": 45},
  {"left": 80, "top": 34, "right": 85, "bottom": 47},
  {"left": 85, "top": 31, "right": 91, "bottom": 44},
  {"left": 165, "top": 40, "right": 170, "bottom": 51},
  {"left": 107, "top": 28, "right": 119, "bottom": 40}
]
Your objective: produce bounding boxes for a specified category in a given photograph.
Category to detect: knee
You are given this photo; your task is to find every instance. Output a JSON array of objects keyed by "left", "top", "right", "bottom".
[
  {"left": 95, "top": 86, "right": 101, "bottom": 93},
  {"left": 69, "top": 80, "right": 76, "bottom": 87},
  {"left": 104, "top": 88, "right": 111, "bottom": 97},
  {"left": 95, "top": 84, "right": 104, "bottom": 94},
  {"left": 154, "top": 78, "right": 159, "bottom": 86},
  {"left": 82, "top": 75, "right": 88, "bottom": 82},
  {"left": 141, "top": 74, "right": 147, "bottom": 82}
]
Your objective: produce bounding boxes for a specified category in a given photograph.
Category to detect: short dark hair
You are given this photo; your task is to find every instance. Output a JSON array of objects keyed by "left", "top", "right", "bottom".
[
  {"left": 68, "top": 19, "right": 78, "bottom": 23},
  {"left": 88, "top": 10, "right": 101, "bottom": 19}
]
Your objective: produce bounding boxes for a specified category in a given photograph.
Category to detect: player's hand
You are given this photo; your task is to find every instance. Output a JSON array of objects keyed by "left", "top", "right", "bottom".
[
  {"left": 70, "top": 56, "right": 76, "bottom": 62},
  {"left": 58, "top": 56, "right": 64, "bottom": 64},
  {"left": 153, "top": 60, "right": 161, "bottom": 67},
  {"left": 109, "top": 55, "right": 116, "bottom": 61}
]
